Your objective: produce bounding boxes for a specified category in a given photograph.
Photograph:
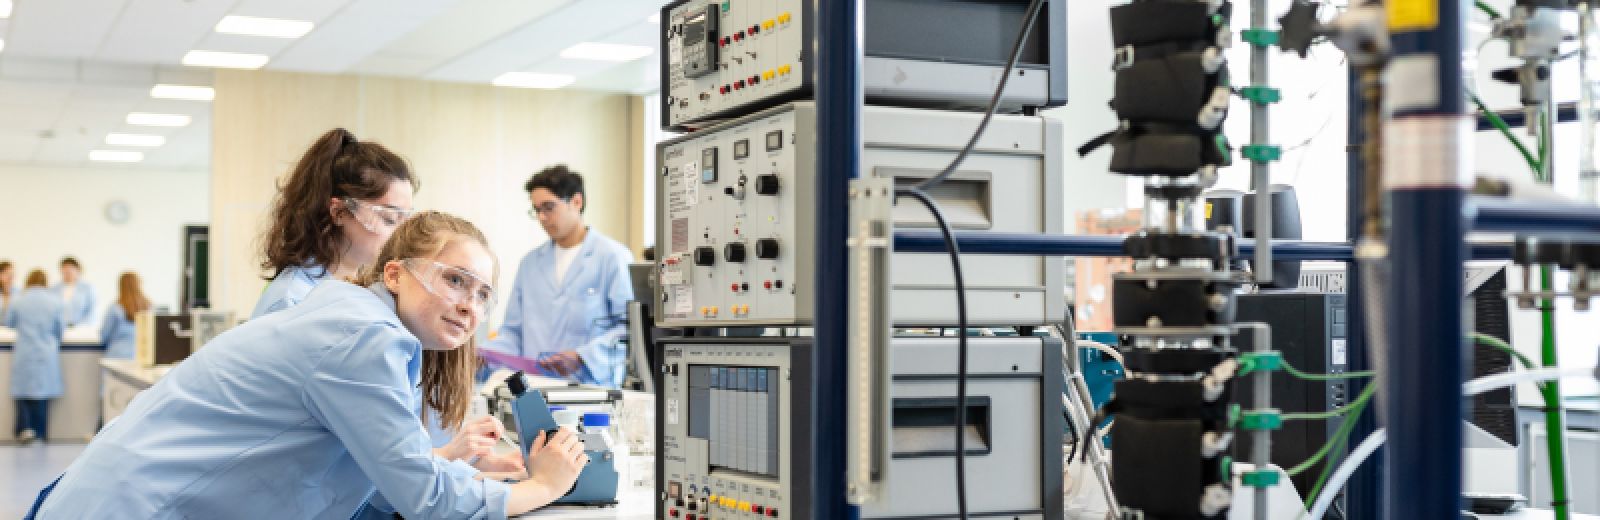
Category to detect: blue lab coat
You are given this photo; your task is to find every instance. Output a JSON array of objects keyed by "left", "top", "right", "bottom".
[
  {"left": 52, "top": 282, "right": 94, "bottom": 327},
  {"left": 251, "top": 264, "right": 331, "bottom": 319},
  {"left": 484, "top": 230, "right": 633, "bottom": 388},
  {"left": 6, "top": 288, "right": 66, "bottom": 399},
  {"left": 99, "top": 306, "right": 137, "bottom": 359},
  {"left": 36, "top": 281, "right": 506, "bottom": 519}
]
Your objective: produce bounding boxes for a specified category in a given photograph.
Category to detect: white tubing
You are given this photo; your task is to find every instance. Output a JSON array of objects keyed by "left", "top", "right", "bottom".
[
  {"left": 1462, "top": 367, "right": 1595, "bottom": 397},
  {"left": 1307, "top": 428, "right": 1387, "bottom": 520},
  {"left": 1078, "top": 339, "right": 1126, "bottom": 370}
]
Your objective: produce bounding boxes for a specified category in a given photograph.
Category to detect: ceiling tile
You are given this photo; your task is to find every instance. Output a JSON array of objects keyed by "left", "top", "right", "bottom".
[
  {"left": 95, "top": 0, "right": 234, "bottom": 65},
  {"left": 192, "top": 32, "right": 301, "bottom": 58},
  {"left": 4, "top": 0, "right": 130, "bottom": 59},
  {"left": 269, "top": 0, "right": 463, "bottom": 74},
  {"left": 228, "top": 0, "right": 356, "bottom": 25},
  {"left": 424, "top": 0, "right": 662, "bottom": 83},
  {"left": 347, "top": 0, "right": 574, "bottom": 77}
]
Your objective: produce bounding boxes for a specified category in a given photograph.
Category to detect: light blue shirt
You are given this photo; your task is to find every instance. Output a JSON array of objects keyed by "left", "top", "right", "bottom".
[
  {"left": 99, "top": 306, "right": 137, "bottom": 359},
  {"left": 251, "top": 264, "right": 331, "bottom": 319},
  {"left": 37, "top": 281, "right": 507, "bottom": 519},
  {"left": 52, "top": 282, "right": 94, "bottom": 327},
  {"left": 485, "top": 230, "right": 633, "bottom": 388},
  {"left": 6, "top": 288, "right": 66, "bottom": 399}
]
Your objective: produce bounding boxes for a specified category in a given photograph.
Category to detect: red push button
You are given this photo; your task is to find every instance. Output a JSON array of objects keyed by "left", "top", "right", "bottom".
[
  {"left": 731, "top": 283, "right": 740, "bottom": 293},
  {"left": 669, "top": 508, "right": 680, "bottom": 518},
  {"left": 767, "top": 507, "right": 779, "bottom": 517},
  {"left": 764, "top": 280, "right": 772, "bottom": 290}
]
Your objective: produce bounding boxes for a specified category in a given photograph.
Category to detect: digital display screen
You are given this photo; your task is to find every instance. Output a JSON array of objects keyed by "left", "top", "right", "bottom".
[
  {"left": 688, "top": 365, "right": 781, "bottom": 478},
  {"left": 766, "top": 130, "right": 783, "bottom": 151},
  {"left": 701, "top": 147, "right": 718, "bottom": 183},
  {"left": 683, "top": 12, "right": 707, "bottom": 42},
  {"left": 734, "top": 139, "right": 749, "bottom": 160}
]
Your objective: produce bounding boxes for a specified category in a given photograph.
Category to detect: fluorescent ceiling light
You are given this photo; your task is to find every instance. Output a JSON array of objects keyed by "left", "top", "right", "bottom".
[
  {"left": 492, "top": 72, "right": 575, "bottom": 89},
  {"left": 559, "top": 42, "right": 653, "bottom": 62},
  {"left": 150, "top": 84, "right": 215, "bottom": 101},
  {"left": 0, "top": 0, "right": 11, "bottom": 18},
  {"left": 127, "top": 113, "right": 192, "bottom": 127},
  {"left": 0, "top": 38, "right": 6, "bottom": 53},
  {"left": 648, "top": 12, "right": 660, "bottom": 24},
  {"left": 106, "top": 133, "right": 166, "bottom": 147},
  {"left": 182, "top": 50, "right": 269, "bottom": 69},
  {"left": 90, "top": 150, "right": 144, "bottom": 163},
  {"left": 215, "top": 15, "right": 314, "bottom": 39}
]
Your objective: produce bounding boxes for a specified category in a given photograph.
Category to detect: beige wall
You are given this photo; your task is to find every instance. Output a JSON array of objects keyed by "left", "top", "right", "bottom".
[{"left": 211, "top": 69, "right": 641, "bottom": 327}]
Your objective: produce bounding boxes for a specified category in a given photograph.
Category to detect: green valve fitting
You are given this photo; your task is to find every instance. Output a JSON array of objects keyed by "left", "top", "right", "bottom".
[
  {"left": 1228, "top": 404, "right": 1242, "bottom": 428},
  {"left": 1242, "top": 470, "right": 1281, "bottom": 488},
  {"left": 1242, "top": 145, "right": 1282, "bottom": 163},
  {"left": 1240, "top": 86, "right": 1281, "bottom": 104},
  {"left": 1240, "top": 410, "right": 1283, "bottom": 430},
  {"left": 1220, "top": 456, "right": 1234, "bottom": 483},
  {"left": 1239, "top": 352, "right": 1283, "bottom": 375},
  {"left": 1242, "top": 29, "right": 1279, "bottom": 47}
]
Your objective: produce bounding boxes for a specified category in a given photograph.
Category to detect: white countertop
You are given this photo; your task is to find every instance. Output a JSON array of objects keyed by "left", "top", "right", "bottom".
[
  {"left": 513, "top": 485, "right": 655, "bottom": 519},
  {"left": 0, "top": 326, "right": 101, "bottom": 345},
  {"left": 99, "top": 358, "right": 171, "bottom": 387}
]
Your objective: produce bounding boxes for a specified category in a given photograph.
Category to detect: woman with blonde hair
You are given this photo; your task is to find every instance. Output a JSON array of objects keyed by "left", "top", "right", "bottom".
[
  {"left": 34, "top": 213, "right": 587, "bottom": 518},
  {"left": 98, "top": 272, "right": 150, "bottom": 360},
  {"left": 6, "top": 269, "right": 65, "bottom": 443}
]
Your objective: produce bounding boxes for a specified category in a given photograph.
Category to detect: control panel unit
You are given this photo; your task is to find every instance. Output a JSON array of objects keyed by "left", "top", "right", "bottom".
[
  {"left": 656, "top": 337, "right": 1063, "bottom": 519},
  {"left": 655, "top": 101, "right": 1065, "bottom": 328},
  {"left": 659, "top": 0, "right": 1068, "bottom": 130}
]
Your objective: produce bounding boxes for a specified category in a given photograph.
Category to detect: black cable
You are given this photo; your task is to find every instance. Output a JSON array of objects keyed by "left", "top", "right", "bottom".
[
  {"left": 894, "top": 187, "right": 969, "bottom": 520},
  {"left": 914, "top": 0, "right": 1047, "bottom": 192}
]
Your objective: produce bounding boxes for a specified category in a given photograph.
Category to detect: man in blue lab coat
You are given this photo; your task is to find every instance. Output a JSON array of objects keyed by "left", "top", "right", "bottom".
[{"left": 484, "top": 165, "right": 633, "bottom": 388}]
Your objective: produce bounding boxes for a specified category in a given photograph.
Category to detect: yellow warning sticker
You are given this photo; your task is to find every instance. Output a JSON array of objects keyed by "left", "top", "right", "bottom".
[
  {"left": 1205, "top": 202, "right": 1213, "bottom": 220},
  {"left": 1387, "top": 0, "right": 1438, "bottom": 32}
]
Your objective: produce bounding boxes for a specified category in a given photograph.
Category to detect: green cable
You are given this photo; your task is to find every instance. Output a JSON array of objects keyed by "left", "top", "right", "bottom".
[
  {"left": 1286, "top": 381, "right": 1376, "bottom": 477},
  {"left": 1476, "top": 0, "right": 1502, "bottom": 19},
  {"left": 1282, "top": 359, "right": 1375, "bottom": 380},
  {"left": 1282, "top": 407, "right": 1357, "bottom": 421},
  {"left": 1472, "top": 92, "right": 1543, "bottom": 174},
  {"left": 1472, "top": 332, "right": 1538, "bottom": 371},
  {"left": 1539, "top": 265, "right": 1572, "bottom": 520}
]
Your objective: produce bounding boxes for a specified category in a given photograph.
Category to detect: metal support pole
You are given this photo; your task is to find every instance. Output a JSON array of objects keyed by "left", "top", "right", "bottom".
[
  {"left": 1250, "top": 0, "right": 1274, "bottom": 284},
  {"left": 1344, "top": 63, "right": 1382, "bottom": 520},
  {"left": 892, "top": 231, "right": 1515, "bottom": 260},
  {"left": 1242, "top": 323, "right": 1272, "bottom": 520},
  {"left": 814, "top": 1, "right": 861, "bottom": 517},
  {"left": 1385, "top": 1, "right": 1470, "bottom": 516},
  {"left": 1470, "top": 197, "right": 1600, "bottom": 234}
]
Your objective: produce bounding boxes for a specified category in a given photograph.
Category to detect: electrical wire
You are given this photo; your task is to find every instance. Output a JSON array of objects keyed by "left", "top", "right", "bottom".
[
  {"left": 1286, "top": 381, "right": 1376, "bottom": 477},
  {"left": 1472, "top": 92, "right": 1543, "bottom": 174},
  {"left": 1303, "top": 365, "right": 1600, "bottom": 519},
  {"left": 1283, "top": 359, "right": 1375, "bottom": 380},
  {"left": 893, "top": 187, "right": 970, "bottom": 520},
  {"left": 1475, "top": 0, "right": 1502, "bottom": 19},
  {"left": 914, "top": 0, "right": 1045, "bottom": 192},
  {"left": 1077, "top": 339, "right": 1126, "bottom": 371},
  {"left": 1472, "top": 332, "right": 1538, "bottom": 371}
]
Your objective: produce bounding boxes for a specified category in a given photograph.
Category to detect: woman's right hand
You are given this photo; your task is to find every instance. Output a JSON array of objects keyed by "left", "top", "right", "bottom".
[
  {"left": 437, "top": 415, "right": 505, "bottom": 461},
  {"left": 526, "top": 428, "right": 588, "bottom": 493}
]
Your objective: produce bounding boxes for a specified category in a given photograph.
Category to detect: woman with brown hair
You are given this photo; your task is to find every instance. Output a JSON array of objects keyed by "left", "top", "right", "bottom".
[
  {"left": 99, "top": 272, "right": 150, "bottom": 359},
  {"left": 252, "top": 127, "right": 418, "bottom": 319},
  {"left": 6, "top": 269, "right": 65, "bottom": 443},
  {"left": 35, "top": 212, "right": 588, "bottom": 518}
]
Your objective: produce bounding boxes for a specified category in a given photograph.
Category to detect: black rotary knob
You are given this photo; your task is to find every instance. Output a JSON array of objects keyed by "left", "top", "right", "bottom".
[
  {"left": 724, "top": 242, "right": 748, "bottom": 263},
  {"left": 693, "top": 246, "right": 716, "bottom": 266},
  {"left": 755, "top": 238, "right": 780, "bottom": 259},
  {"left": 755, "top": 174, "right": 780, "bottom": 195}
]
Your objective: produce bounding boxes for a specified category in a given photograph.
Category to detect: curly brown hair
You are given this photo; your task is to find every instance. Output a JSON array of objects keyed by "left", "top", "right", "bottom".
[
  {"left": 261, "top": 128, "right": 418, "bottom": 279},
  {"left": 357, "top": 211, "right": 497, "bottom": 431}
]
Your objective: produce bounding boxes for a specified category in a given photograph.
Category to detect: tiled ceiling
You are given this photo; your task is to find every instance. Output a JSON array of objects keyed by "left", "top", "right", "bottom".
[{"left": 0, "top": 0, "right": 664, "bottom": 170}]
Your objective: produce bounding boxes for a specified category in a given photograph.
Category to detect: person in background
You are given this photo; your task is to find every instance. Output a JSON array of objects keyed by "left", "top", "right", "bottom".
[
  {"left": 254, "top": 128, "right": 418, "bottom": 319},
  {"left": 484, "top": 165, "right": 634, "bottom": 389},
  {"left": 32, "top": 212, "right": 587, "bottom": 518},
  {"left": 54, "top": 257, "right": 94, "bottom": 327},
  {"left": 99, "top": 272, "right": 149, "bottom": 360},
  {"left": 6, "top": 270, "right": 65, "bottom": 444},
  {"left": 0, "top": 261, "right": 15, "bottom": 321}
]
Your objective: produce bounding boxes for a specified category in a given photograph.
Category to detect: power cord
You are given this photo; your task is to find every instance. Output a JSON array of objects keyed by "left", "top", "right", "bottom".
[
  {"left": 914, "top": 0, "right": 1046, "bottom": 192},
  {"left": 893, "top": 187, "right": 969, "bottom": 519}
]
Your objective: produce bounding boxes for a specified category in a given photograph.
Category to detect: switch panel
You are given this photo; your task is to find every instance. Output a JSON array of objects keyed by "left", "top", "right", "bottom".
[
  {"left": 659, "top": 0, "right": 1068, "bottom": 130},
  {"left": 655, "top": 101, "right": 1065, "bottom": 328}
]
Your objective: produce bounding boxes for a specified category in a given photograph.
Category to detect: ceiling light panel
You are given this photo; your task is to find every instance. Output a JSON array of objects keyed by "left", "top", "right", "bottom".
[
  {"left": 182, "top": 50, "right": 269, "bottom": 69},
  {"left": 106, "top": 134, "right": 167, "bottom": 147},
  {"left": 150, "top": 84, "right": 215, "bottom": 101},
  {"left": 559, "top": 42, "right": 653, "bottom": 62},
  {"left": 492, "top": 72, "right": 575, "bottom": 89},
  {"left": 127, "top": 113, "right": 193, "bottom": 127},
  {"left": 215, "top": 15, "right": 314, "bottom": 39},
  {"left": 0, "top": 0, "right": 10, "bottom": 18},
  {"left": 90, "top": 150, "right": 144, "bottom": 163}
]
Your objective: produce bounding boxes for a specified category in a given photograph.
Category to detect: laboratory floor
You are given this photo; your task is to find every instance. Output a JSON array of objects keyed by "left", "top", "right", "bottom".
[{"left": 0, "top": 442, "right": 83, "bottom": 518}]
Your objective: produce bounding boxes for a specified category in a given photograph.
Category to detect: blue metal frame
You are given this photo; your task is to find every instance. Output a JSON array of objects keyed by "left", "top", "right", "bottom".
[
  {"left": 1471, "top": 197, "right": 1600, "bottom": 235},
  {"left": 1387, "top": 2, "right": 1469, "bottom": 517},
  {"left": 813, "top": 1, "right": 860, "bottom": 517},
  {"left": 893, "top": 230, "right": 1512, "bottom": 261}
]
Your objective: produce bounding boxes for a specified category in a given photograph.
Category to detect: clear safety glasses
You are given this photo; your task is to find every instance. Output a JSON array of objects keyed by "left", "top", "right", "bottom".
[
  {"left": 402, "top": 259, "right": 497, "bottom": 313},
  {"left": 344, "top": 197, "right": 415, "bottom": 232}
]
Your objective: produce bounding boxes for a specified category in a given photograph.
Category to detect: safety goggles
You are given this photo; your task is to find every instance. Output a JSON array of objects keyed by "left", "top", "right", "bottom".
[
  {"left": 526, "top": 199, "right": 568, "bottom": 219},
  {"left": 344, "top": 197, "right": 415, "bottom": 232},
  {"left": 401, "top": 259, "right": 497, "bottom": 313}
]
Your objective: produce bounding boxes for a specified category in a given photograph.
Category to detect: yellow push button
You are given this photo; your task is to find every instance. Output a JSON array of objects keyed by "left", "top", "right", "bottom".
[
  {"left": 762, "top": 69, "right": 775, "bottom": 81},
  {"left": 763, "top": 19, "right": 775, "bottom": 30},
  {"left": 778, "top": 12, "right": 791, "bottom": 24},
  {"left": 777, "top": 64, "right": 792, "bottom": 76},
  {"left": 739, "top": 501, "right": 752, "bottom": 512}
]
